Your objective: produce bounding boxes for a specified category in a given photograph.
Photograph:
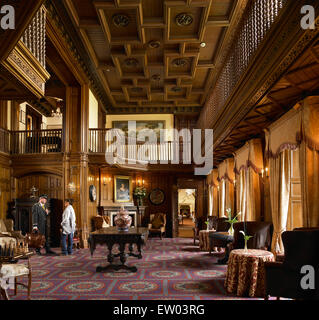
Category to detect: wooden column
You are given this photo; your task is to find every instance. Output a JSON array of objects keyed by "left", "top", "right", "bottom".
[{"left": 63, "top": 85, "right": 89, "bottom": 247}]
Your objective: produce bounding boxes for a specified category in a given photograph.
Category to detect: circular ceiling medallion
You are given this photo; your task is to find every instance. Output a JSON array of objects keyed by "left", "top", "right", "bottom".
[
  {"left": 151, "top": 74, "right": 161, "bottom": 81},
  {"left": 171, "top": 86, "right": 182, "bottom": 93},
  {"left": 148, "top": 40, "right": 161, "bottom": 49},
  {"left": 131, "top": 87, "right": 143, "bottom": 93},
  {"left": 112, "top": 14, "right": 130, "bottom": 27},
  {"left": 175, "top": 13, "right": 193, "bottom": 26},
  {"left": 172, "top": 58, "right": 188, "bottom": 67},
  {"left": 124, "top": 58, "right": 138, "bottom": 68}
]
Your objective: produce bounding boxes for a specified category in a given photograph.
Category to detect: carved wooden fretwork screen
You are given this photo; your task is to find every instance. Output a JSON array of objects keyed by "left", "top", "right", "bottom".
[
  {"left": 20, "top": 6, "right": 46, "bottom": 68},
  {"left": 198, "top": 0, "right": 287, "bottom": 130}
]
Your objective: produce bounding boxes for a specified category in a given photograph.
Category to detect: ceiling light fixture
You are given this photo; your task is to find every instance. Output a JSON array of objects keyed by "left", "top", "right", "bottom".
[
  {"left": 200, "top": 42, "right": 206, "bottom": 48},
  {"left": 175, "top": 13, "right": 194, "bottom": 26},
  {"left": 112, "top": 14, "right": 130, "bottom": 27},
  {"left": 51, "top": 107, "right": 63, "bottom": 118},
  {"left": 148, "top": 40, "right": 161, "bottom": 49}
]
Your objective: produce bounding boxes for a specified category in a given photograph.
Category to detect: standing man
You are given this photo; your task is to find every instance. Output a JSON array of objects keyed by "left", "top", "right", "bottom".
[
  {"left": 61, "top": 199, "right": 76, "bottom": 256},
  {"left": 32, "top": 195, "right": 56, "bottom": 255}
]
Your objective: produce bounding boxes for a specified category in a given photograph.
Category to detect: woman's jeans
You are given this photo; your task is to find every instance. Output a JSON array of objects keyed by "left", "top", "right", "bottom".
[{"left": 61, "top": 232, "right": 74, "bottom": 255}]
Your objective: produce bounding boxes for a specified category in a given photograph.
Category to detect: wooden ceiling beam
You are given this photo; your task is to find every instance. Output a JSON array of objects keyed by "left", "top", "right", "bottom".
[{"left": 206, "top": 16, "right": 230, "bottom": 27}]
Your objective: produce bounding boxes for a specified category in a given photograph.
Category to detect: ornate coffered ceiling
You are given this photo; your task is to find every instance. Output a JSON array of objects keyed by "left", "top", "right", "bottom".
[{"left": 63, "top": 0, "right": 242, "bottom": 114}]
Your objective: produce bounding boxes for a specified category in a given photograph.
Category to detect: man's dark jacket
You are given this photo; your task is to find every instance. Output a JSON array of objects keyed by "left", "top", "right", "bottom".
[{"left": 32, "top": 202, "right": 48, "bottom": 235}]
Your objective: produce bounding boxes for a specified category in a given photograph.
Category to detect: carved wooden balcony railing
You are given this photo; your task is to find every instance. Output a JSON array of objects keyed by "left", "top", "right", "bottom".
[
  {"left": 10, "top": 129, "right": 62, "bottom": 155},
  {"left": 89, "top": 129, "right": 192, "bottom": 164},
  {"left": 198, "top": 0, "right": 287, "bottom": 130},
  {"left": 21, "top": 6, "right": 46, "bottom": 68},
  {"left": 1, "top": 5, "right": 50, "bottom": 98},
  {"left": 0, "top": 128, "right": 10, "bottom": 154}
]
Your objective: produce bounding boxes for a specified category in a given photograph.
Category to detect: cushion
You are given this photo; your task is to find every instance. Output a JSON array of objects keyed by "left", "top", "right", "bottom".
[
  {"left": 102, "top": 220, "right": 109, "bottom": 228},
  {"left": 0, "top": 220, "right": 7, "bottom": 233},
  {"left": 152, "top": 215, "right": 164, "bottom": 229},
  {"left": 1, "top": 264, "right": 29, "bottom": 279}
]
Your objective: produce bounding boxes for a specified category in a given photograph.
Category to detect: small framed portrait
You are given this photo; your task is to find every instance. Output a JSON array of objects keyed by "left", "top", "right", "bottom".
[{"left": 114, "top": 175, "right": 132, "bottom": 203}]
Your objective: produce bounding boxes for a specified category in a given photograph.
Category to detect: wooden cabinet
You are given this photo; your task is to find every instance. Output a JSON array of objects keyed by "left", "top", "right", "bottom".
[{"left": 8, "top": 198, "right": 63, "bottom": 247}]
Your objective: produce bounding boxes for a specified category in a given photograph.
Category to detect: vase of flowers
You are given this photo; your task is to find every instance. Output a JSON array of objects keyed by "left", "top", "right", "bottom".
[
  {"left": 225, "top": 208, "right": 241, "bottom": 236},
  {"left": 240, "top": 231, "right": 253, "bottom": 251},
  {"left": 133, "top": 186, "right": 147, "bottom": 206}
]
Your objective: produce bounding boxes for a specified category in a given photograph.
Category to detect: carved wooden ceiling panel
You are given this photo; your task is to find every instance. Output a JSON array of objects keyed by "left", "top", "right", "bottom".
[{"left": 64, "top": 0, "right": 237, "bottom": 113}]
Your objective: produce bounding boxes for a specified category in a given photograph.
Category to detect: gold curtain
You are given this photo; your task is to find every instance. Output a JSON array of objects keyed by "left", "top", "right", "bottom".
[
  {"left": 269, "top": 149, "right": 291, "bottom": 254},
  {"left": 234, "top": 139, "right": 263, "bottom": 222},
  {"left": 300, "top": 96, "right": 319, "bottom": 227},
  {"left": 218, "top": 158, "right": 234, "bottom": 217}
]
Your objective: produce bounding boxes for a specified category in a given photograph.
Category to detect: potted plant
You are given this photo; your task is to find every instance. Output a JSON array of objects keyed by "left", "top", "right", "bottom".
[
  {"left": 133, "top": 186, "right": 147, "bottom": 206},
  {"left": 240, "top": 231, "right": 253, "bottom": 251},
  {"left": 225, "top": 208, "right": 241, "bottom": 236}
]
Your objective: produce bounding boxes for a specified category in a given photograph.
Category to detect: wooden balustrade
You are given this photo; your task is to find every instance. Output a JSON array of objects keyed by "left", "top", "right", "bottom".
[
  {"left": 10, "top": 129, "right": 62, "bottom": 155},
  {"left": 20, "top": 5, "right": 46, "bottom": 67},
  {"left": 89, "top": 129, "right": 192, "bottom": 163},
  {"left": 198, "top": 0, "right": 286, "bottom": 129}
]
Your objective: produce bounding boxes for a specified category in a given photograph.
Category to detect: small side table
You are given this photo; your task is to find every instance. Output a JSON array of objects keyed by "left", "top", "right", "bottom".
[
  {"left": 225, "top": 249, "right": 274, "bottom": 297},
  {"left": 199, "top": 230, "right": 215, "bottom": 251}
]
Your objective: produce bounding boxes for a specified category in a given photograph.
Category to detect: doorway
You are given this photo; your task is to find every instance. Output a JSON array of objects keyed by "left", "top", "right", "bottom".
[{"left": 177, "top": 189, "right": 196, "bottom": 238}]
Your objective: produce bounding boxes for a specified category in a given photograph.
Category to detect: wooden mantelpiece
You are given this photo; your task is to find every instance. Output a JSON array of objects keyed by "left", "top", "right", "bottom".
[{"left": 99, "top": 206, "right": 147, "bottom": 228}]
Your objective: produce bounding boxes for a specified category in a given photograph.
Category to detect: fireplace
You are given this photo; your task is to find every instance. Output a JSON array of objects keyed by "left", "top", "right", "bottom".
[{"left": 99, "top": 205, "right": 147, "bottom": 227}]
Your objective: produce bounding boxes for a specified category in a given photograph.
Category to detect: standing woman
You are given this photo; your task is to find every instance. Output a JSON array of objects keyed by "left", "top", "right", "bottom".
[{"left": 61, "top": 199, "right": 76, "bottom": 256}]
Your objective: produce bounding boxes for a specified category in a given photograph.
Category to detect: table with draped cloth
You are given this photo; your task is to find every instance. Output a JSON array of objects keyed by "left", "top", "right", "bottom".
[{"left": 225, "top": 249, "right": 275, "bottom": 297}]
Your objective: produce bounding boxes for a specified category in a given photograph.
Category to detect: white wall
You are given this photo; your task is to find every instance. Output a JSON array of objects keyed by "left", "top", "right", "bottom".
[{"left": 89, "top": 89, "right": 98, "bottom": 129}]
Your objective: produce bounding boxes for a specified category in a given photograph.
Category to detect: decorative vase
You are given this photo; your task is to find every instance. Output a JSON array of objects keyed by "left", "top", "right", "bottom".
[
  {"left": 228, "top": 223, "right": 234, "bottom": 236},
  {"left": 114, "top": 206, "right": 132, "bottom": 231},
  {"left": 244, "top": 240, "right": 248, "bottom": 251}
]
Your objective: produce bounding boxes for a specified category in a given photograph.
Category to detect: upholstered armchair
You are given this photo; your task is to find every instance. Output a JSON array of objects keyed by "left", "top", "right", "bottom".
[
  {"left": 0, "top": 219, "right": 24, "bottom": 240},
  {"left": 232, "top": 221, "right": 273, "bottom": 251},
  {"left": 264, "top": 230, "right": 319, "bottom": 300},
  {"left": 210, "top": 221, "right": 272, "bottom": 264},
  {"left": 148, "top": 213, "right": 166, "bottom": 239},
  {"left": 208, "top": 217, "right": 229, "bottom": 253},
  {"left": 93, "top": 215, "right": 110, "bottom": 230},
  {"left": 193, "top": 216, "right": 206, "bottom": 245}
]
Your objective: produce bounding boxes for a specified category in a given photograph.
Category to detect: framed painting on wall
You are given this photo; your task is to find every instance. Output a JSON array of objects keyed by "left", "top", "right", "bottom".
[
  {"left": 112, "top": 120, "right": 165, "bottom": 139},
  {"left": 114, "top": 175, "right": 132, "bottom": 203}
]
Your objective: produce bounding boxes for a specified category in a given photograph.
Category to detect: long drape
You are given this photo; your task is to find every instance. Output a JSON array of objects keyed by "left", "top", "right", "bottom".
[
  {"left": 269, "top": 149, "right": 291, "bottom": 253},
  {"left": 234, "top": 139, "right": 263, "bottom": 221},
  {"left": 300, "top": 96, "right": 319, "bottom": 227}
]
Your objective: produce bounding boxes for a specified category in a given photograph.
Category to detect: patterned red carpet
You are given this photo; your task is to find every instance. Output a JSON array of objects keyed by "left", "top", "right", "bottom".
[{"left": 10, "top": 238, "right": 256, "bottom": 300}]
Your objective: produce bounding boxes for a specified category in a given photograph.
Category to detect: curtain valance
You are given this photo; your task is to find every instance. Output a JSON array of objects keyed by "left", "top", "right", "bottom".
[
  {"left": 234, "top": 139, "right": 263, "bottom": 173},
  {"left": 218, "top": 158, "right": 235, "bottom": 182},
  {"left": 266, "top": 107, "right": 301, "bottom": 158},
  {"left": 207, "top": 169, "right": 218, "bottom": 187}
]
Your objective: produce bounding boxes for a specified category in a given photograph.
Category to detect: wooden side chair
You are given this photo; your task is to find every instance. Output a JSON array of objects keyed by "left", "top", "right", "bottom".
[
  {"left": 0, "top": 236, "right": 32, "bottom": 300},
  {"left": 148, "top": 213, "right": 166, "bottom": 239}
]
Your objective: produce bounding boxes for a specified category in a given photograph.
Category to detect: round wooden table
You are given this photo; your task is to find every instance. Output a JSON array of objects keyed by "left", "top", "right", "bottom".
[{"left": 225, "top": 249, "right": 275, "bottom": 297}]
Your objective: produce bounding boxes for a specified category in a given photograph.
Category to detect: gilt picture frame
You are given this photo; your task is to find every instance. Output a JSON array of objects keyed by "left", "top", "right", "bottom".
[{"left": 114, "top": 175, "right": 133, "bottom": 203}]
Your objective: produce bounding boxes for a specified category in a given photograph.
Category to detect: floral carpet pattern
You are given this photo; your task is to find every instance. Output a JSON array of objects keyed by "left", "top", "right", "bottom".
[{"left": 10, "top": 238, "right": 258, "bottom": 300}]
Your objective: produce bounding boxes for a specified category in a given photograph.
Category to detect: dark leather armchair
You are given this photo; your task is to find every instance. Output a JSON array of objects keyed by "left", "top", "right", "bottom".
[
  {"left": 210, "top": 221, "right": 273, "bottom": 264},
  {"left": 232, "top": 221, "right": 273, "bottom": 251},
  {"left": 264, "top": 230, "right": 319, "bottom": 300}
]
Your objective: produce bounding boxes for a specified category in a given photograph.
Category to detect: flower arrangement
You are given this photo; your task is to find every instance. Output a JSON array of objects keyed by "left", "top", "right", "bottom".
[
  {"left": 225, "top": 208, "right": 241, "bottom": 236},
  {"left": 240, "top": 231, "right": 253, "bottom": 251},
  {"left": 133, "top": 186, "right": 147, "bottom": 206}
]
